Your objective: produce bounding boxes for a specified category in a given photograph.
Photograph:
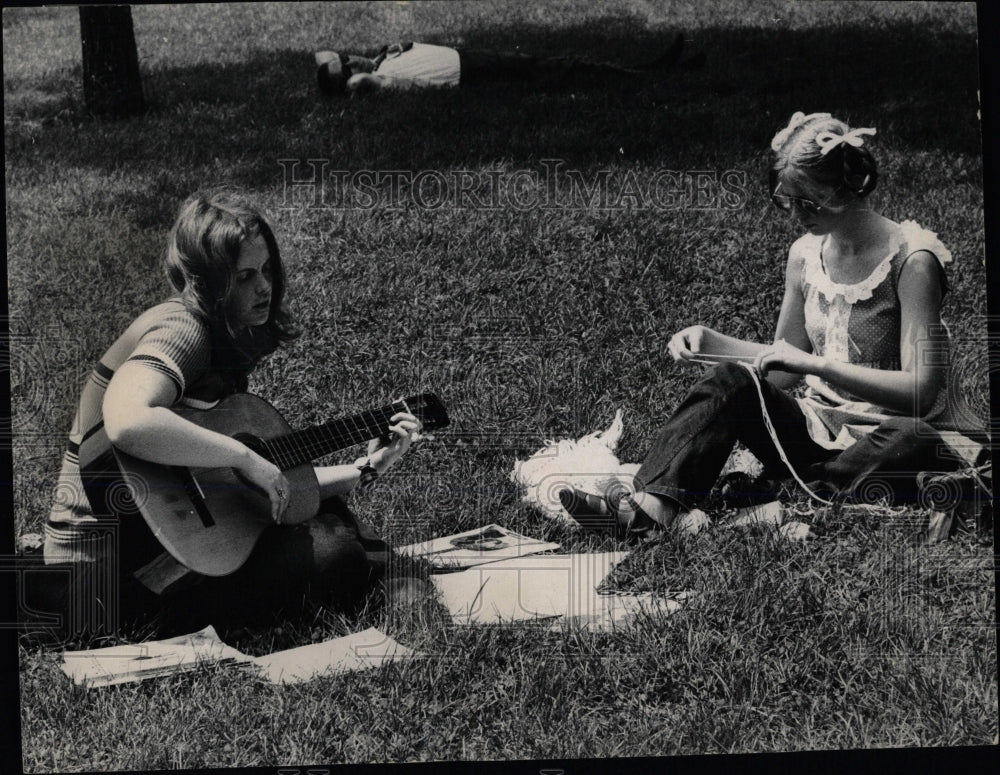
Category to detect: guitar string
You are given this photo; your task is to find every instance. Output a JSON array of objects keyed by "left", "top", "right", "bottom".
[
  {"left": 268, "top": 431, "right": 294, "bottom": 469},
  {"left": 312, "top": 403, "right": 426, "bottom": 457},
  {"left": 325, "top": 400, "right": 429, "bottom": 456},
  {"left": 269, "top": 406, "right": 384, "bottom": 466},
  {"left": 262, "top": 400, "right": 431, "bottom": 470}
]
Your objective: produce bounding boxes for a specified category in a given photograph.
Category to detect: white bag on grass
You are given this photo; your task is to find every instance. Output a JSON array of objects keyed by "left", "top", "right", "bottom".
[{"left": 510, "top": 410, "right": 638, "bottom": 524}]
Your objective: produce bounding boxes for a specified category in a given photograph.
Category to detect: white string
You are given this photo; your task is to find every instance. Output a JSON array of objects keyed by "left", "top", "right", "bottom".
[
  {"left": 736, "top": 363, "right": 993, "bottom": 515},
  {"left": 739, "top": 362, "right": 836, "bottom": 506}
]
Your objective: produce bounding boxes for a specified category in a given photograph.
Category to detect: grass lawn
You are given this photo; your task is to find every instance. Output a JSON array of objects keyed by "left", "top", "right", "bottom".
[{"left": 4, "top": 0, "right": 996, "bottom": 769}]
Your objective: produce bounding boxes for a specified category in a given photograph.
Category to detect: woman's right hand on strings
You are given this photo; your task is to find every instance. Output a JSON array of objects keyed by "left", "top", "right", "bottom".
[
  {"left": 668, "top": 325, "right": 708, "bottom": 364},
  {"left": 237, "top": 452, "right": 290, "bottom": 524}
]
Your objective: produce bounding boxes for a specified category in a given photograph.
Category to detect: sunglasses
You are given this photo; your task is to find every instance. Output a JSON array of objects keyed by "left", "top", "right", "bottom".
[
  {"left": 768, "top": 170, "right": 837, "bottom": 216},
  {"left": 770, "top": 191, "right": 827, "bottom": 216}
]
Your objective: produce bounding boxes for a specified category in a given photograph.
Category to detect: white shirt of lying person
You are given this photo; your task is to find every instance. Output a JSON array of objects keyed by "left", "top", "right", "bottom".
[{"left": 375, "top": 42, "right": 461, "bottom": 88}]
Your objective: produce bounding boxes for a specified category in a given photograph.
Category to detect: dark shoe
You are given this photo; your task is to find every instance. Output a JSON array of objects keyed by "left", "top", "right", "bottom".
[
  {"left": 558, "top": 488, "right": 618, "bottom": 532},
  {"left": 558, "top": 488, "right": 663, "bottom": 541}
]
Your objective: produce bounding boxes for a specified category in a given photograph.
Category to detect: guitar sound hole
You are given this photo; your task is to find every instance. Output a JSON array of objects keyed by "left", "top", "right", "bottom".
[{"left": 233, "top": 432, "right": 266, "bottom": 456}]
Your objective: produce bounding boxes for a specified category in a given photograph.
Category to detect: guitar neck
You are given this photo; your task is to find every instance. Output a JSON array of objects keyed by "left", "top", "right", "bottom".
[{"left": 260, "top": 401, "right": 404, "bottom": 470}]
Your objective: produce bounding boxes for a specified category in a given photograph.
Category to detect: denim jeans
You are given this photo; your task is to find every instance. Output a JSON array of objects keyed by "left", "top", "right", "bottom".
[
  {"left": 158, "top": 497, "right": 384, "bottom": 631},
  {"left": 634, "top": 363, "right": 966, "bottom": 509},
  {"left": 27, "top": 497, "right": 392, "bottom": 640}
]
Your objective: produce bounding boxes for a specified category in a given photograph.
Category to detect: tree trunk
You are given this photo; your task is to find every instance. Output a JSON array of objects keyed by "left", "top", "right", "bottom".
[{"left": 79, "top": 5, "right": 145, "bottom": 118}]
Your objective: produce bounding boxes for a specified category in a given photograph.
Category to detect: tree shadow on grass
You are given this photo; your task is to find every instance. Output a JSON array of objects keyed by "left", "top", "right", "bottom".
[
  {"left": 327, "top": 19, "right": 980, "bottom": 166},
  {"left": 5, "top": 15, "right": 980, "bottom": 223}
]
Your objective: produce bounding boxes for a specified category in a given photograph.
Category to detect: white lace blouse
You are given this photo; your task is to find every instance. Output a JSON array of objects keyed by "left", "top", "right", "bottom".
[{"left": 791, "top": 221, "right": 979, "bottom": 460}]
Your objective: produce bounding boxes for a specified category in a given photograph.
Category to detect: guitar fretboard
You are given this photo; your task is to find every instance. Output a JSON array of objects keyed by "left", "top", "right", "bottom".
[{"left": 260, "top": 399, "right": 421, "bottom": 470}]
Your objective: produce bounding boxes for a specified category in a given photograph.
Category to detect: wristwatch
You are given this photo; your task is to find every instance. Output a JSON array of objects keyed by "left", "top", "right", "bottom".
[{"left": 355, "top": 457, "right": 379, "bottom": 490}]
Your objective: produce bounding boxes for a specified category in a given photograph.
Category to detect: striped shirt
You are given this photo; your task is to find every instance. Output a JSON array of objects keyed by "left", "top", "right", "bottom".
[{"left": 45, "top": 299, "right": 224, "bottom": 563}]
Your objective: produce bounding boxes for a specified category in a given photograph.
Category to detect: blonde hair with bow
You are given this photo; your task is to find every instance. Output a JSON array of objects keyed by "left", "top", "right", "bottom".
[{"left": 770, "top": 112, "right": 879, "bottom": 202}]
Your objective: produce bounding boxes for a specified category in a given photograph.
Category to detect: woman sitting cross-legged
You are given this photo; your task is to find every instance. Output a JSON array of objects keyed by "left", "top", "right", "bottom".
[
  {"left": 34, "top": 190, "right": 427, "bottom": 640},
  {"left": 559, "top": 111, "right": 988, "bottom": 538}
]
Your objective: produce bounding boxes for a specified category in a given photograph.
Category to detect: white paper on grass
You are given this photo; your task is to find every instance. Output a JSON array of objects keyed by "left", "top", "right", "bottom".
[
  {"left": 60, "top": 625, "right": 254, "bottom": 688},
  {"left": 428, "top": 552, "right": 684, "bottom": 630},
  {"left": 556, "top": 593, "right": 691, "bottom": 631},
  {"left": 253, "top": 627, "right": 423, "bottom": 685},
  {"left": 398, "top": 523, "right": 560, "bottom": 570}
]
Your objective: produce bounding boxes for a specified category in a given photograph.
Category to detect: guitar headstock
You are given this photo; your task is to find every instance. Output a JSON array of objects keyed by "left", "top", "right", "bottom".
[{"left": 396, "top": 393, "right": 450, "bottom": 431}]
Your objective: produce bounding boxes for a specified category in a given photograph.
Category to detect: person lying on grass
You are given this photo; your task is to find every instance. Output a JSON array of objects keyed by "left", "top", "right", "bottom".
[
  {"left": 559, "top": 111, "right": 988, "bottom": 539},
  {"left": 314, "top": 34, "right": 704, "bottom": 95},
  {"left": 36, "top": 190, "right": 425, "bottom": 639}
]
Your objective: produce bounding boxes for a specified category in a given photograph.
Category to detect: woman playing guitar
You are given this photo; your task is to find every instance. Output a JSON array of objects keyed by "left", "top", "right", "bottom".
[{"left": 40, "top": 190, "right": 424, "bottom": 637}]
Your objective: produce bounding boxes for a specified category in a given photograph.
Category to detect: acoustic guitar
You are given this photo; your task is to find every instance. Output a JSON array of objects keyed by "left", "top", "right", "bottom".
[{"left": 78, "top": 393, "right": 449, "bottom": 577}]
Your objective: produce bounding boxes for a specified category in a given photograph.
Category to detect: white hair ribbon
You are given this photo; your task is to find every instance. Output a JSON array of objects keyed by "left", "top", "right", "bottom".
[
  {"left": 815, "top": 127, "right": 876, "bottom": 156},
  {"left": 770, "top": 111, "right": 832, "bottom": 151}
]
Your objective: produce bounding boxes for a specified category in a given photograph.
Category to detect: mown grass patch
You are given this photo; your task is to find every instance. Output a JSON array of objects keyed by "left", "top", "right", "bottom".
[{"left": 5, "top": 1, "right": 994, "bottom": 769}]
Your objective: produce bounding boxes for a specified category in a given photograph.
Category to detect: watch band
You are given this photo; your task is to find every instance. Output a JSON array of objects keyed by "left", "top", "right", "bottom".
[{"left": 356, "top": 457, "right": 379, "bottom": 490}]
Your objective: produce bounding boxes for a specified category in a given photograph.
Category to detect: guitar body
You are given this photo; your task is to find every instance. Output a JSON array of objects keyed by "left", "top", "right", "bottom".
[
  {"left": 78, "top": 392, "right": 449, "bottom": 579},
  {"left": 114, "top": 394, "right": 320, "bottom": 577}
]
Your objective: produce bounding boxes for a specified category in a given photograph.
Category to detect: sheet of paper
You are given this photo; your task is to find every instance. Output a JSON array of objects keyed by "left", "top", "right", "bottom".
[
  {"left": 60, "top": 625, "right": 254, "bottom": 688},
  {"left": 253, "top": 627, "right": 424, "bottom": 685},
  {"left": 558, "top": 592, "right": 693, "bottom": 632},
  {"left": 399, "top": 523, "right": 560, "bottom": 570},
  {"left": 430, "top": 552, "right": 638, "bottom": 626}
]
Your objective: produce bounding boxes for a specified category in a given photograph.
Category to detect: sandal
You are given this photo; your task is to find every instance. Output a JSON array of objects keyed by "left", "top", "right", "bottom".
[{"left": 557, "top": 487, "right": 663, "bottom": 541}]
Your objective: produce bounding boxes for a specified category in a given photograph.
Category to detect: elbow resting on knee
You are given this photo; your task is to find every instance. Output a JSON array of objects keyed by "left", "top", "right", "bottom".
[{"left": 912, "top": 378, "right": 941, "bottom": 418}]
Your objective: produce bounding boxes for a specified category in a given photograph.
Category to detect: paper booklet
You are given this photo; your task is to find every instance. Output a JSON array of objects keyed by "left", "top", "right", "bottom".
[
  {"left": 253, "top": 627, "right": 424, "bottom": 685},
  {"left": 429, "top": 552, "right": 692, "bottom": 631},
  {"left": 399, "top": 524, "right": 560, "bottom": 570},
  {"left": 62, "top": 626, "right": 423, "bottom": 688},
  {"left": 60, "top": 625, "right": 255, "bottom": 688}
]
